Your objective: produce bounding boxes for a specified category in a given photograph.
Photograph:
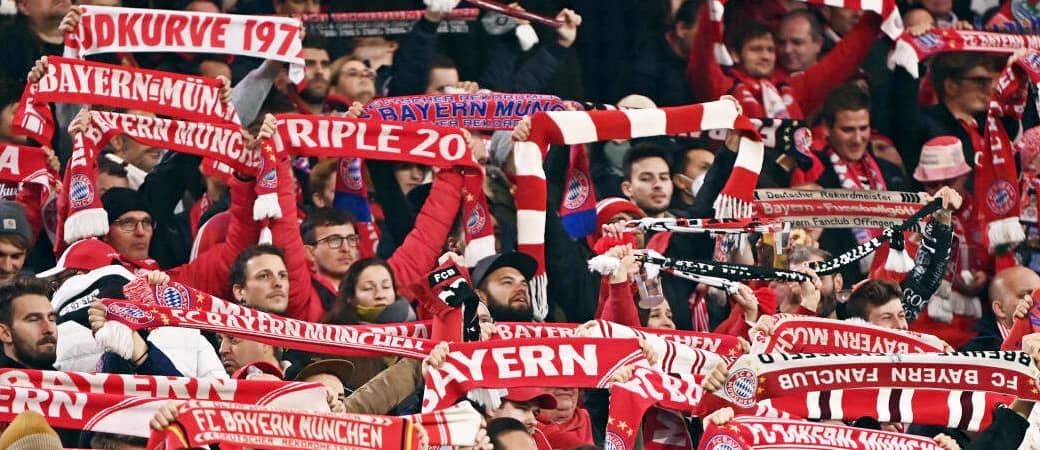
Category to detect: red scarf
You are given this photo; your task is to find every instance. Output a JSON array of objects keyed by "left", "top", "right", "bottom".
[
  {"left": 14, "top": 56, "right": 239, "bottom": 146},
  {"left": 750, "top": 315, "right": 945, "bottom": 353},
  {"left": 0, "top": 145, "right": 49, "bottom": 183},
  {"left": 714, "top": 352, "right": 1040, "bottom": 408},
  {"left": 701, "top": 416, "right": 945, "bottom": 449},
  {"left": 64, "top": 5, "right": 305, "bottom": 83},
  {"left": 759, "top": 388, "right": 1011, "bottom": 432},
  {"left": 0, "top": 368, "right": 326, "bottom": 438},
  {"left": 148, "top": 400, "right": 420, "bottom": 450},
  {"left": 362, "top": 92, "right": 569, "bottom": 130},
  {"left": 730, "top": 70, "right": 801, "bottom": 119},
  {"left": 606, "top": 366, "right": 706, "bottom": 450},
  {"left": 271, "top": 114, "right": 492, "bottom": 263},
  {"left": 976, "top": 50, "right": 1040, "bottom": 258},
  {"left": 491, "top": 321, "right": 744, "bottom": 356},
  {"left": 890, "top": 29, "right": 1040, "bottom": 78},
  {"left": 107, "top": 278, "right": 435, "bottom": 359},
  {"left": 421, "top": 338, "right": 645, "bottom": 412}
]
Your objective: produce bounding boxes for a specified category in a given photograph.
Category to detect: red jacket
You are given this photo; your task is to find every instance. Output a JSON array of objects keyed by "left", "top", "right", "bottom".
[
  {"left": 166, "top": 174, "right": 259, "bottom": 300},
  {"left": 686, "top": 5, "right": 881, "bottom": 119},
  {"left": 275, "top": 157, "right": 465, "bottom": 323}
]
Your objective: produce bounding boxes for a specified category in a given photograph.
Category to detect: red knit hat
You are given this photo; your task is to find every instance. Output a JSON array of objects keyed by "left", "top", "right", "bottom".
[{"left": 595, "top": 197, "right": 644, "bottom": 231}]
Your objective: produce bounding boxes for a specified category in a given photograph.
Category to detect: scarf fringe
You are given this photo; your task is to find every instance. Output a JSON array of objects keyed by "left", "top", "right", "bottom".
[
  {"left": 587, "top": 254, "right": 621, "bottom": 276},
  {"left": 253, "top": 192, "right": 282, "bottom": 221},
  {"left": 987, "top": 216, "right": 1026, "bottom": 251},
  {"left": 712, "top": 194, "right": 753, "bottom": 219},
  {"left": 884, "top": 245, "right": 915, "bottom": 273},
  {"left": 530, "top": 273, "right": 548, "bottom": 321},
  {"left": 888, "top": 39, "right": 923, "bottom": 77},
  {"left": 64, "top": 208, "right": 109, "bottom": 244},
  {"left": 258, "top": 225, "right": 273, "bottom": 245}
]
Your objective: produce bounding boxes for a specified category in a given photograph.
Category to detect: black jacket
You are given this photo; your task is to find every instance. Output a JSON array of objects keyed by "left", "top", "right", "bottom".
[
  {"left": 628, "top": 36, "right": 694, "bottom": 107},
  {"left": 480, "top": 37, "right": 573, "bottom": 94},
  {"left": 815, "top": 149, "right": 909, "bottom": 287},
  {"left": 966, "top": 406, "right": 1029, "bottom": 449}
]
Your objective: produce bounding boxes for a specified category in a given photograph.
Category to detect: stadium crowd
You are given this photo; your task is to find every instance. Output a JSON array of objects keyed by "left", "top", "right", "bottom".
[{"left": 1, "top": 0, "right": 1040, "bottom": 448}]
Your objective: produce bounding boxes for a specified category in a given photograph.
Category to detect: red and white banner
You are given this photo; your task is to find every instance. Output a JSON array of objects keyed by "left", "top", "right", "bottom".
[
  {"left": 272, "top": 114, "right": 477, "bottom": 169},
  {"left": 83, "top": 110, "right": 260, "bottom": 175},
  {"left": 760, "top": 388, "right": 1011, "bottom": 432},
  {"left": 0, "top": 144, "right": 49, "bottom": 183},
  {"left": 147, "top": 400, "right": 418, "bottom": 450},
  {"left": 750, "top": 316, "right": 945, "bottom": 354},
  {"left": 64, "top": 6, "right": 305, "bottom": 82},
  {"left": 0, "top": 369, "right": 327, "bottom": 437},
  {"left": 890, "top": 28, "right": 1040, "bottom": 78},
  {"left": 607, "top": 366, "right": 706, "bottom": 450},
  {"left": 15, "top": 56, "right": 239, "bottom": 146},
  {"left": 713, "top": 352, "right": 1040, "bottom": 408},
  {"left": 752, "top": 189, "right": 930, "bottom": 228},
  {"left": 421, "top": 338, "right": 645, "bottom": 412},
  {"left": 699, "top": 416, "right": 944, "bottom": 450}
]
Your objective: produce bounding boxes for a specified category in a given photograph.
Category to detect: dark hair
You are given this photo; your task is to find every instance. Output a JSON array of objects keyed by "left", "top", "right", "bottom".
[
  {"left": 674, "top": 0, "right": 702, "bottom": 25},
  {"left": 324, "top": 258, "right": 396, "bottom": 324},
  {"left": 301, "top": 207, "right": 354, "bottom": 244},
  {"left": 820, "top": 82, "right": 871, "bottom": 126},
  {"left": 670, "top": 141, "right": 713, "bottom": 176},
  {"left": 845, "top": 279, "right": 902, "bottom": 321},
  {"left": 229, "top": 245, "right": 285, "bottom": 289},
  {"left": 487, "top": 418, "right": 530, "bottom": 449},
  {"left": 780, "top": 9, "right": 824, "bottom": 42},
  {"left": 726, "top": 20, "right": 774, "bottom": 54},
  {"left": 98, "top": 156, "right": 129, "bottom": 178},
  {"left": 0, "top": 234, "right": 29, "bottom": 252},
  {"left": 930, "top": 52, "right": 1004, "bottom": 102},
  {"left": 0, "top": 278, "right": 52, "bottom": 326},
  {"left": 622, "top": 144, "right": 672, "bottom": 180},
  {"left": 302, "top": 33, "right": 329, "bottom": 51},
  {"left": 336, "top": 258, "right": 395, "bottom": 304}
]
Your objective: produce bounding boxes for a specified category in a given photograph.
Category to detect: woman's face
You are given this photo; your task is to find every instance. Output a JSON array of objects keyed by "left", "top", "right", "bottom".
[
  {"left": 646, "top": 302, "right": 675, "bottom": 330},
  {"left": 353, "top": 265, "right": 395, "bottom": 308}
]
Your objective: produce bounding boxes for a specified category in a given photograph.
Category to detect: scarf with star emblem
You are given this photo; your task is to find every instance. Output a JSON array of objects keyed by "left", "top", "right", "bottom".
[{"left": 606, "top": 365, "right": 705, "bottom": 450}]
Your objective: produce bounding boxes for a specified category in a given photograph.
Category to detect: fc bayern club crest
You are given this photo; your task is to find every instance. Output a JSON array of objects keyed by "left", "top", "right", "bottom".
[
  {"left": 107, "top": 301, "right": 155, "bottom": 326},
  {"left": 339, "top": 158, "right": 364, "bottom": 191},
  {"left": 793, "top": 127, "right": 812, "bottom": 157},
  {"left": 467, "top": 203, "right": 487, "bottom": 235},
  {"left": 69, "top": 174, "right": 95, "bottom": 209},
  {"left": 156, "top": 283, "right": 193, "bottom": 310},
  {"left": 987, "top": 180, "right": 1018, "bottom": 216},
  {"left": 914, "top": 33, "right": 944, "bottom": 52},
  {"left": 563, "top": 172, "right": 591, "bottom": 210},
  {"left": 603, "top": 431, "right": 626, "bottom": 450},
  {"left": 258, "top": 168, "right": 278, "bottom": 189},
  {"left": 703, "top": 434, "right": 743, "bottom": 450},
  {"left": 723, "top": 367, "right": 758, "bottom": 408}
]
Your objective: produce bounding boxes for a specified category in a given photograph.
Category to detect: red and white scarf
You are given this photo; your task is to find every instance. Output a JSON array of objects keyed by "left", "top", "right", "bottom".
[
  {"left": 758, "top": 388, "right": 1012, "bottom": 432},
  {"left": 14, "top": 56, "right": 239, "bottom": 146},
  {"left": 584, "top": 320, "right": 727, "bottom": 376},
  {"left": 0, "top": 368, "right": 327, "bottom": 437},
  {"left": 890, "top": 28, "right": 1040, "bottom": 78},
  {"left": 105, "top": 278, "right": 435, "bottom": 359},
  {"left": 492, "top": 321, "right": 744, "bottom": 356},
  {"left": 752, "top": 189, "right": 929, "bottom": 229},
  {"left": 700, "top": 416, "right": 945, "bottom": 450},
  {"left": 714, "top": 351, "right": 1040, "bottom": 408},
  {"left": 515, "top": 101, "right": 761, "bottom": 318},
  {"left": 606, "top": 365, "right": 706, "bottom": 450},
  {"left": 0, "top": 145, "right": 49, "bottom": 183},
  {"left": 750, "top": 315, "right": 945, "bottom": 354},
  {"left": 976, "top": 50, "right": 1040, "bottom": 255},
  {"left": 62, "top": 110, "right": 266, "bottom": 244},
  {"left": 362, "top": 92, "right": 570, "bottom": 130},
  {"left": 64, "top": 6, "right": 305, "bottom": 82},
  {"left": 421, "top": 338, "right": 645, "bottom": 412},
  {"left": 271, "top": 114, "right": 495, "bottom": 265},
  {"left": 148, "top": 400, "right": 419, "bottom": 450}
]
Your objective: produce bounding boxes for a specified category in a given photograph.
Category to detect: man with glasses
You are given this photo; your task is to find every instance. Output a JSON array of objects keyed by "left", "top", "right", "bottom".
[
  {"left": 892, "top": 49, "right": 1008, "bottom": 175},
  {"left": 300, "top": 208, "right": 360, "bottom": 310}
]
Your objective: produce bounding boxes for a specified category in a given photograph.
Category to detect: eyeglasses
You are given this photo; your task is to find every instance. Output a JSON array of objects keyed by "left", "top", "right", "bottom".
[
  {"left": 342, "top": 69, "right": 375, "bottom": 80},
  {"left": 957, "top": 76, "right": 994, "bottom": 88},
  {"left": 112, "top": 217, "right": 154, "bottom": 233},
  {"left": 314, "top": 234, "right": 359, "bottom": 249}
]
